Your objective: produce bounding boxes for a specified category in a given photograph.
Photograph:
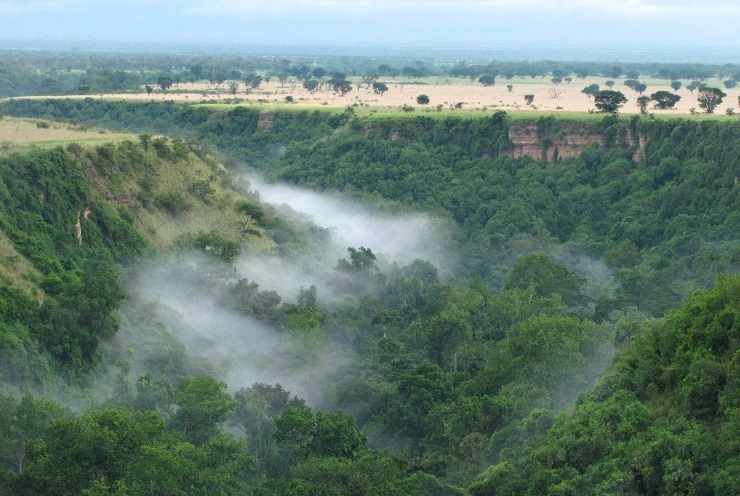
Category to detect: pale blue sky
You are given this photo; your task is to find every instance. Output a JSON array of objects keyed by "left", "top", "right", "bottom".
[{"left": 1, "top": 0, "right": 738, "bottom": 54}]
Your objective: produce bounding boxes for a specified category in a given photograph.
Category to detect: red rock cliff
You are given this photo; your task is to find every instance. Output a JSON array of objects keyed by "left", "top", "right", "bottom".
[{"left": 504, "top": 123, "right": 641, "bottom": 162}]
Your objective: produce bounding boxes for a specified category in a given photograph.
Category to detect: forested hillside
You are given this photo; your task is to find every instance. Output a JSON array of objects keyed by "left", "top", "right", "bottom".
[{"left": 0, "top": 100, "right": 738, "bottom": 494}]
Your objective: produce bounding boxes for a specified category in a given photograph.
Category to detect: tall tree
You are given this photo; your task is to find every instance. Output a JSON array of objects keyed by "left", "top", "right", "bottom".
[
  {"left": 593, "top": 90, "right": 628, "bottom": 113},
  {"left": 650, "top": 90, "right": 681, "bottom": 109},
  {"left": 697, "top": 87, "right": 726, "bottom": 113}
]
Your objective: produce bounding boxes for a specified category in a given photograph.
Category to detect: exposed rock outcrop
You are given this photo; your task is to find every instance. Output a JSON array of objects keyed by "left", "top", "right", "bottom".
[
  {"left": 257, "top": 113, "right": 276, "bottom": 133},
  {"left": 76, "top": 207, "right": 92, "bottom": 245},
  {"left": 504, "top": 123, "right": 642, "bottom": 162}
]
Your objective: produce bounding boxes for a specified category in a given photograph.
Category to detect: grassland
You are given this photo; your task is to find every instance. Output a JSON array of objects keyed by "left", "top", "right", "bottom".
[
  {"left": 0, "top": 116, "right": 132, "bottom": 154},
  {"left": 10, "top": 75, "right": 739, "bottom": 120}
]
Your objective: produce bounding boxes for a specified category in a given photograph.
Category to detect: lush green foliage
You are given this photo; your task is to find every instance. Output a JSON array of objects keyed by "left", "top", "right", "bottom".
[
  {"left": 0, "top": 99, "right": 738, "bottom": 495},
  {"left": 471, "top": 275, "right": 740, "bottom": 495}
]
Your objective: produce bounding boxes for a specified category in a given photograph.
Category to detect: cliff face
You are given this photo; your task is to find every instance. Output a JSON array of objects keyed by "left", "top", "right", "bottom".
[
  {"left": 257, "top": 113, "right": 276, "bottom": 132},
  {"left": 504, "top": 123, "right": 641, "bottom": 162}
]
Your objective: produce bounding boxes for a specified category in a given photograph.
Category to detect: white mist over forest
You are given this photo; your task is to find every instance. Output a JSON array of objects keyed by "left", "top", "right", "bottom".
[
  {"left": 238, "top": 175, "right": 456, "bottom": 299},
  {"left": 127, "top": 177, "right": 456, "bottom": 402}
]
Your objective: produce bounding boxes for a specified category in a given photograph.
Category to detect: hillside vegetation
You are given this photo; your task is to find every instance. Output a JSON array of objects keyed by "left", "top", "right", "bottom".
[{"left": 0, "top": 100, "right": 738, "bottom": 495}]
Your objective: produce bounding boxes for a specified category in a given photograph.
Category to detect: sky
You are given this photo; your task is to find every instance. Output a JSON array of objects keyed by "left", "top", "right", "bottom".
[{"left": 0, "top": 0, "right": 739, "bottom": 57}]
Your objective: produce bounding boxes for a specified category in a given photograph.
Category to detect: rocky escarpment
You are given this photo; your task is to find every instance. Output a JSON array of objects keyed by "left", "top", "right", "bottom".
[
  {"left": 504, "top": 122, "right": 642, "bottom": 162},
  {"left": 257, "top": 113, "right": 276, "bottom": 132}
]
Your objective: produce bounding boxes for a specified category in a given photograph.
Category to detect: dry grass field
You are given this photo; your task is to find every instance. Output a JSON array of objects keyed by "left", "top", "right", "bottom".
[
  {"left": 0, "top": 116, "right": 131, "bottom": 152},
  {"left": 9, "top": 77, "right": 738, "bottom": 117}
]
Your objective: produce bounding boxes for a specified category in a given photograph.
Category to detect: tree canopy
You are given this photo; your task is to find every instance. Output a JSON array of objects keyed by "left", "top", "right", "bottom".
[{"left": 593, "top": 90, "right": 628, "bottom": 112}]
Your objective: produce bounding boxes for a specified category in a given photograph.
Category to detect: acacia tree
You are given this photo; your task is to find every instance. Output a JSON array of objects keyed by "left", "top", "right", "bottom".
[
  {"left": 227, "top": 80, "right": 240, "bottom": 95},
  {"left": 650, "top": 90, "right": 681, "bottom": 109},
  {"left": 670, "top": 81, "right": 682, "bottom": 91},
  {"left": 416, "top": 94, "right": 430, "bottom": 105},
  {"left": 156, "top": 76, "right": 173, "bottom": 91},
  {"left": 303, "top": 79, "right": 320, "bottom": 92},
  {"left": 244, "top": 74, "right": 263, "bottom": 91},
  {"left": 333, "top": 80, "right": 353, "bottom": 96},
  {"left": 697, "top": 87, "right": 726, "bottom": 113},
  {"left": 582, "top": 84, "right": 600, "bottom": 99},
  {"left": 593, "top": 90, "right": 628, "bottom": 113},
  {"left": 479, "top": 75, "right": 496, "bottom": 86},
  {"left": 372, "top": 82, "right": 388, "bottom": 95}
]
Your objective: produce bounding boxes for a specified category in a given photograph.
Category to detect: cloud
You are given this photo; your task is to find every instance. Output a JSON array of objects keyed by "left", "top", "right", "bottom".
[
  {"left": 184, "top": 0, "right": 739, "bottom": 19},
  {"left": 0, "top": 1, "right": 66, "bottom": 15},
  {"left": 128, "top": 252, "right": 344, "bottom": 402},
  {"left": 0, "top": 1, "right": 23, "bottom": 14},
  {"left": 246, "top": 175, "right": 455, "bottom": 275}
]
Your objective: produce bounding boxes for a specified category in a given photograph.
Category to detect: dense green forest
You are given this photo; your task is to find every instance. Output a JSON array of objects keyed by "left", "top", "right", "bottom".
[
  {"left": 1, "top": 49, "right": 738, "bottom": 97},
  {"left": 0, "top": 98, "right": 738, "bottom": 494}
]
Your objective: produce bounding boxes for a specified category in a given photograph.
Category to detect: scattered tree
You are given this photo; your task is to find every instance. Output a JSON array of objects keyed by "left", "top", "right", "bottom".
[
  {"left": 227, "top": 80, "right": 240, "bottom": 95},
  {"left": 303, "top": 79, "right": 320, "bottom": 91},
  {"left": 372, "top": 81, "right": 389, "bottom": 95},
  {"left": 650, "top": 90, "right": 681, "bottom": 109},
  {"left": 548, "top": 87, "right": 564, "bottom": 99},
  {"left": 145, "top": 85, "right": 153, "bottom": 95},
  {"left": 416, "top": 94, "right": 430, "bottom": 105},
  {"left": 285, "top": 95, "right": 294, "bottom": 103},
  {"left": 697, "top": 86, "right": 726, "bottom": 113},
  {"left": 524, "top": 94, "right": 534, "bottom": 105},
  {"left": 333, "top": 80, "right": 353, "bottom": 96},
  {"left": 156, "top": 76, "right": 173, "bottom": 91},
  {"left": 361, "top": 72, "right": 379, "bottom": 88},
  {"left": 593, "top": 90, "right": 628, "bottom": 113},
  {"left": 582, "top": 84, "right": 600, "bottom": 99},
  {"left": 138, "top": 133, "right": 153, "bottom": 150},
  {"left": 624, "top": 79, "right": 646, "bottom": 94},
  {"left": 506, "top": 84, "right": 513, "bottom": 92},
  {"left": 605, "top": 80, "right": 615, "bottom": 88},
  {"left": 637, "top": 96, "right": 650, "bottom": 114},
  {"left": 670, "top": 80, "right": 682, "bottom": 92},
  {"left": 478, "top": 75, "right": 496, "bottom": 87},
  {"left": 277, "top": 72, "right": 290, "bottom": 87},
  {"left": 244, "top": 74, "right": 263, "bottom": 90},
  {"left": 686, "top": 80, "right": 706, "bottom": 93},
  {"left": 311, "top": 67, "right": 326, "bottom": 79},
  {"left": 724, "top": 79, "right": 738, "bottom": 89}
]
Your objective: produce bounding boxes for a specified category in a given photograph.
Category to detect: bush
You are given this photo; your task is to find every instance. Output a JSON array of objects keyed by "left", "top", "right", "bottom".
[{"left": 155, "top": 191, "right": 191, "bottom": 215}]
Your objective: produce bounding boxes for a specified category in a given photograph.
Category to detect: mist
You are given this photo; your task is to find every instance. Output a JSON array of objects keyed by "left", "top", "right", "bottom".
[
  {"left": 123, "top": 177, "right": 456, "bottom": 405},
  {"left": 236, "top": 174, "right": 456, "bottom": 303}
]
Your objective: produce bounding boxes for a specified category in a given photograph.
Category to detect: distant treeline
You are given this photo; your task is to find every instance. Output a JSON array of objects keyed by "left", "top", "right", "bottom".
[{"left": 1, "top": 50, "right": 739, "bottom": 97}]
